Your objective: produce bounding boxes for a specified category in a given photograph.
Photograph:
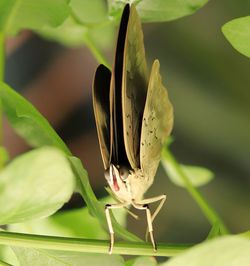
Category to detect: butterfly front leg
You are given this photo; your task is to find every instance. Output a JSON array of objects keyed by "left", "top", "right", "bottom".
[
  {"left": 105, "top": 202, "right": 129, "bottom": 254},
  {"left": 132, "top": 194, "right": 167, "bottom": 251}
]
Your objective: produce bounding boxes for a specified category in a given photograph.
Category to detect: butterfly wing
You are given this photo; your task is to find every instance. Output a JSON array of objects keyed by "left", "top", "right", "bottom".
[
  {"left": 92, "top": 64, "right": 111, "bottom": 170},
  {"left": 109, "top": 4, "right": 130, "bottom": 167},
  {"left": 122, "top": 4, "right": 148, "bottom": 170},
  {"left": 140, "top": 60, "right": 174, "bottom": 179}
]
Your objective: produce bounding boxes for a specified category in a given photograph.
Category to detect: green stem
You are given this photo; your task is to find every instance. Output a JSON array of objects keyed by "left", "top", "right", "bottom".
[
  {"left": 84, "top": 34, "right": 111, "bottom": 69},
  {"left": 0, "top": 231, "right": 191, "bottom": 257},
  {"left": 0, "top": 32, "right": 5, "bottom": 169},
  {"left": 163, "top": 148, "right": 229, "bottom": 234},
  {"left": 0, "top": 32, "right": 4, "bottom": 81}
]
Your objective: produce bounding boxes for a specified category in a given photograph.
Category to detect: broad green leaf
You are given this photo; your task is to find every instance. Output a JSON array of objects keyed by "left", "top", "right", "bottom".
[
  {"left": 222, "top": 16, "right": 250, "bottom": 58},
  {"left": 0, "top": 82, "right": 70, "bottom": 155},
  {"left": 38, "top": 16, "right": 88, "bottom": 47},
  {"left": 43, "top": 206, "right": 108, "bottom": 239},
  {"left": 126, "top": 256, "right": 158, "bottom": 266},
  {"left": 38, "top": 0, "right": 114, "bottom": 48},
  {"left": 108, "top": 0, "right": 209, "bottom": 22},
  {"left": 0, "top": 0, "right": 70, "bottom": 36},
  {"left": 162, "top": 236, "right": 250, "bottom": 266},
  {"left": 239, "top": 231, "right": 250, "bottom": 239},
  {"left": 162, "top": 159, "right": 214, "bottom": 187},
  {"left": 39, "top": 15, "right": 114, "bottom": 49},
  {"left": 68, "top": 156, "right": 141, "bottom": 242},
  {"left": 0, "top": 245, "right": 19, "bottom": 266},
  {"left": 70, "top": 0, "right": 108, "bottom": 24},
  {"left": 11, "top": 248, "right": 124, "bottom": 266},
  {"left": 0, "top": 147, "right": 75, "bottom": 225},
  {"left": 9, "top": 207, "right": 108, "bottom": 239},
  {"left": 9, "top": 196, "right": 127, "bottom": 239}
]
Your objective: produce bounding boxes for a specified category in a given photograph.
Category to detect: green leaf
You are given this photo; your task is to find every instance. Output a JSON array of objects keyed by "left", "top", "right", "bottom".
[
  {"left": 38, "top": 16, "right": 88, "bottom": 47},
  {"left": 38, "top": 0, "right": 114, "bottom": 49},
  {"left": 0, "top": 245, "right": 19, "bottom": 266},
  {"left": 162, "top": 160, "right": 214, "bottom": 187},
  {"left": 0, "top": 147, "right": 75, "bottom": 225},
  {"left": 70, "top": 0, "right": 108, "bottom": 24},
  {"left": 0, "top": 82, "right": 71, "bottom": 155},
  {"left": 222, "top": 16, "right": 250, "bottom": 58},
  {"left": 9, "top": 207, "right": 108, "bottom": 239},
  {"left": 126, "top": 256, "right": 158, "bottom": 266},
  {"left": 162, "top": 236, "right": 250, "bottom": 266},
  {"left": 8, "top": 195, "right": 128, "bottom": 240},
  {"left": 0, "top": 0, "right": 70, "bottom": 36},
  {"left": 11, "top": 248, "right": 124, "bottom": 266},
  {"left": 239, "top": 231, "right": 250, "bottom": 239},
  {"left": 39, "top": 15, "right": 114, "bottom": 49},
  {"left": 108, "top": 0, "right": 209, "bottom": 23}
]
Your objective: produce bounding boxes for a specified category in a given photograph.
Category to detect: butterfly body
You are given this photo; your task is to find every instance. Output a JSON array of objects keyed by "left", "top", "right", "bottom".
[{"left": 105, "top": 164, "right": 153, "bottom": 203}]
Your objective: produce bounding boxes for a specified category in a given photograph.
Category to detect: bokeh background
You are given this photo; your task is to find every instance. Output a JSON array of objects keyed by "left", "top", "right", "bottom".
[{"left": 3, "top": 0, "right": 250, "bottom": 245}]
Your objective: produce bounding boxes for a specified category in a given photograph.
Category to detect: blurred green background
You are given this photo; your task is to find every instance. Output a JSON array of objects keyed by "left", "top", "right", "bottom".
[{"left": 3, "top": 0, "right": 250, "bottom": 245}]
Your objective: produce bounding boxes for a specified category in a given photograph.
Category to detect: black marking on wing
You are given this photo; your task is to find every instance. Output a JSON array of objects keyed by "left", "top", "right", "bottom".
[
  {"left": 111, "top": 4, "right": 130, "bottom": 168},
  {"left": 92, "top": 64, "right": 111, "bottom": 170}
]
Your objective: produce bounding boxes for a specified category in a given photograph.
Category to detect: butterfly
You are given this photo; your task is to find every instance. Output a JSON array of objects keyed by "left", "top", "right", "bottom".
[{"left": 92, "top": 3, "right": 173, "bottom": 254}]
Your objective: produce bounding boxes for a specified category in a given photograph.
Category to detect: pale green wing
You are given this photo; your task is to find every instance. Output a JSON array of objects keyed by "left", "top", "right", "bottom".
[
  {"left": 92, "top": 64, "right": 111, "bottom": 170},
  {"left": 140, "top": 60, "right": 174, "bottom": 179},
  {"left": 122, "top": 4, "right": 148, "bottom": 170}
]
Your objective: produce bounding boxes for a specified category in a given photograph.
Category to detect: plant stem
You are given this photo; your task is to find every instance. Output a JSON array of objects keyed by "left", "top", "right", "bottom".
[
  {"left": 0, "top": 32, "right": 4, "bottom": 81},
  {"left": 84, "top": 34, "right": 111, "bottom": 69},
  {"left": 163, "top": 148, "right": 229, "bottom": 234},
  {"left": 0, "top": 32, "right": 5, "bottom": 169},
  {"left": 0, "top": 231, "right": 191, "bottom": 257}
]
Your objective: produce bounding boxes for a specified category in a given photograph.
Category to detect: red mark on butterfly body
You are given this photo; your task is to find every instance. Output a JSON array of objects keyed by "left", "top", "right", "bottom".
[{"left": 113, "top": 174, "right": 120, "bottom": 191}]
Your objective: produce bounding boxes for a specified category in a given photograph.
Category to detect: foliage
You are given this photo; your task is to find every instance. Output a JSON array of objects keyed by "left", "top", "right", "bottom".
[
  {"left": 0, "top": 0, "right": 249, "bottom": 265},
  {"left": 222, "top": 16, "right": 250, "bottom": 58}
]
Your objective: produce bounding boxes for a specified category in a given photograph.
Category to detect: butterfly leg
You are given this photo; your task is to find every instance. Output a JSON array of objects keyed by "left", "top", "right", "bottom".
[
  {"left": 105, "top": 202, "right": 128, "bottom": 254},
  {"left": 131, "top": 202, "right": 157, "bottom": 251},
  {"left": 134, "top": 194, "right": 167, "bottom": 249},
  {"left": 139, "top": 194, "right": 166, "bottom": 223}
]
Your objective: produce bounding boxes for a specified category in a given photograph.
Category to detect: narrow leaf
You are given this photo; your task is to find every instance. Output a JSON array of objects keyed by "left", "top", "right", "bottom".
[
  {"left": 222, "top": 16, "right": 250, "bottom": 58},
  {"left": 0, "top": 147, "right": 75, "bottom": 225},
  {"left": 0, "top": 82, "right": 71, "bottom": 155}
]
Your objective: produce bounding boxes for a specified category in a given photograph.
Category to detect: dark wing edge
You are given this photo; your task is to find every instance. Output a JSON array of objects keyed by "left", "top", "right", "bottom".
[
  {"left": 92, "top": 64, "right": 112, "bottom": 170},
  {"left": 110, "top": 3, "right": 131, "bottom": 167}
]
